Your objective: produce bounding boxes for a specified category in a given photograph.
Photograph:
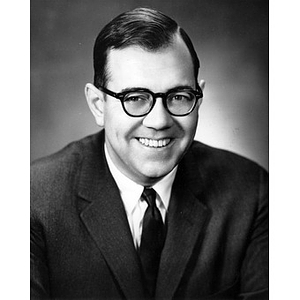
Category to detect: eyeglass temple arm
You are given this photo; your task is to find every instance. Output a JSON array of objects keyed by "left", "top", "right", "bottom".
[
  {"left": 196, "top": 83, "right": 203, "bottom": 98},
  {"left": 99, "top": 86, "right": 118, "bottom": 98}
]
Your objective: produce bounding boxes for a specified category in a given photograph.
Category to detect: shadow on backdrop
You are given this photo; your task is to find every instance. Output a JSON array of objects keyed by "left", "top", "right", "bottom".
[{"left": 31, "top": 0, "right": 268, "bottom": 170}]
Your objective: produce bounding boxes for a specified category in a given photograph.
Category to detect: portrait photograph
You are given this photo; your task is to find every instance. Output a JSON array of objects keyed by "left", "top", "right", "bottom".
[
  {"left": 0, "top": 0, "right": 285, "bottom": 299},
  {"left": 30, "top": 0, "right": 272, "bottom": 299}
]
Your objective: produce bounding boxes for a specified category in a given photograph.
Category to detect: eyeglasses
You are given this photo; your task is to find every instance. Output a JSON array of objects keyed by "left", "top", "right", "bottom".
[{"left": 98, "top": 86, "right": 203, "bottom": 117}]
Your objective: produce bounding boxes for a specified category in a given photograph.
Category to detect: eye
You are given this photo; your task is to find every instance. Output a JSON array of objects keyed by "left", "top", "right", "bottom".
[
  {"left": 123, "top": 92, "right": 150, "bottom": 102},
  {"left": 169, "top": 92, "right": 192, "bottom": 102},
  {"left": 173, "top": 95, "right": 188, "bottom": 101}
]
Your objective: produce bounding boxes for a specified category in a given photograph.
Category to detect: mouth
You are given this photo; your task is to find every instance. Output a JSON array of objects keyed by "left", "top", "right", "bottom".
[{"left": 137, "top": 137, "right": 172, "bottom": 148}]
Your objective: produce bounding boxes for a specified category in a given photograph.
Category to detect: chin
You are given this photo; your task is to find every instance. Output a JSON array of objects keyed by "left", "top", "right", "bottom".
[{"left": 140, "top": 164, "right": 175, "bottom": 181}]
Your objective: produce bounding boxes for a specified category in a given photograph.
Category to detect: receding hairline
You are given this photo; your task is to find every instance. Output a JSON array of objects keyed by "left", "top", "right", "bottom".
[{"left": 104, "top": 30, "right": 196, "bottom": 86}]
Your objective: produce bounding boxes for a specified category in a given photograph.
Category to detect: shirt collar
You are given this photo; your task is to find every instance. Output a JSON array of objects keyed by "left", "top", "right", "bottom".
[
  {"left": 151, "top": 165, "right": 177, "bottom": 210},
  {"left": 104, "top": 143, "right": 177, "bottom": 212}
]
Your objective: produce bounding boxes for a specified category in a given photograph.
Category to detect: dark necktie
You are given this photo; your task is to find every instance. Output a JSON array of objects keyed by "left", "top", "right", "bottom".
[{"left": 139, "top": 187, "right": 166, "bottom": 298}]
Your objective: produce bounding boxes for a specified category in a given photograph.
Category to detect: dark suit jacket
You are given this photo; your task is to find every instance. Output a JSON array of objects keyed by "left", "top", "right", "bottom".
[{"left": 31, "top": 130, "right": 268, "bottom": 299}]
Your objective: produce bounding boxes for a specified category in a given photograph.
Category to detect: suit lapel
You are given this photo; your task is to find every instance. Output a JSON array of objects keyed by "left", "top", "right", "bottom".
[
  {"left": 77, "top": 132, "right": 145, "bottom": 300},
  {"left": 156, "top": 148, "right": 211, "bottom": 300}
]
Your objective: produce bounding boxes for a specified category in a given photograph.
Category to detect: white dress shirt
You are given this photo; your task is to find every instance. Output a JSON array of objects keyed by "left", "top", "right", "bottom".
[{"left": 104, "top": 144, "right": 177, "bottom": 248}]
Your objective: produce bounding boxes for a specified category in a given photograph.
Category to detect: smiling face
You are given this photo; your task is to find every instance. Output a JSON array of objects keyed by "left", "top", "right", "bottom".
[{"left": 88, "top": 34, "right": 201, "bottom": 186}]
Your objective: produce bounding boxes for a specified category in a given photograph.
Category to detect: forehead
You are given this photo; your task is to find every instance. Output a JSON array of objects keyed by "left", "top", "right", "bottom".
[{"left": 106, "top": 35, "right": 195, "bottom": 91}]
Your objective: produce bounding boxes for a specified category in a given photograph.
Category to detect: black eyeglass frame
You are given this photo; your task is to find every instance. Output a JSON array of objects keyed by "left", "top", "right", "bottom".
[{"left": 98, "top": 86, "right": 203, "bottom": 117}]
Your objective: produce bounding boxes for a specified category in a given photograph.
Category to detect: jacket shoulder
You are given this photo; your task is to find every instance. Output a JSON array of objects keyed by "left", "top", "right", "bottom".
[
  {"left": 30, "top": 132, "right": 104, "bottom": 209},
  {"left": 31, "top": 132, "right": 102, "bottom": 178},
  {"left": 189, "top": 140, "right": 267, "bottom": 175},
  {"left": 185, "top": 141, "right": 268, "bottom": 201}
]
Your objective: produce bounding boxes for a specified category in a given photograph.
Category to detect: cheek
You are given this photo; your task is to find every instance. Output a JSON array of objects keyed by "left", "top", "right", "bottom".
[
  {"left": 180, "top": 113, "right": 199, "bottom": 137},
  {"left": 104, "top": 104, "right": 125, "bottom": 133},
  {"left": 104, "top": 110, "right": 138, "bottom": 143}
]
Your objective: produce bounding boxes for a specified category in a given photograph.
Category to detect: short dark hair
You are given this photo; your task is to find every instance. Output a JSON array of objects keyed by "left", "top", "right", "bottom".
[{"left": 93, "top": 7, "right": 200, "bottom": 88}]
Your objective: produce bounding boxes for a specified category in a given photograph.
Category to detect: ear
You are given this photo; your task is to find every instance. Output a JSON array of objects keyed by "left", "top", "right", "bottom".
[
  {"left": 85, "top": 83, "right": 105, "bottom": 127},
  {"left": 199, "top": 79, "right": 205, "bottom": 92},
  {"left": 197, "top": 79, "right": 206, "bottom": 107}
]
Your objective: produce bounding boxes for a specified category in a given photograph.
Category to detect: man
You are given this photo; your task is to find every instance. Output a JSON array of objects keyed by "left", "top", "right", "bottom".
[{"left": 31, "top": 7, "right": 268, "bottom": 300}]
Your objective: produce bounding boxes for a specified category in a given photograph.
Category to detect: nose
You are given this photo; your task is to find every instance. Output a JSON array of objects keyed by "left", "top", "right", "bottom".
[{"left": 142, "top": 98, "right": 174, "bottom": 130}]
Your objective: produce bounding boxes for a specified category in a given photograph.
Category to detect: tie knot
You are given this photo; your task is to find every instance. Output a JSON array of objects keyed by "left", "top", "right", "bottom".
[{"left": 142, "top": 187, "right": 156, "bottom": 207}]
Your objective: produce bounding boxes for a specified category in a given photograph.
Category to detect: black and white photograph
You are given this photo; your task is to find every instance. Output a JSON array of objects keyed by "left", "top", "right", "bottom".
[{"left": 29, "top": 1, "right": 272, "bottom": 299}]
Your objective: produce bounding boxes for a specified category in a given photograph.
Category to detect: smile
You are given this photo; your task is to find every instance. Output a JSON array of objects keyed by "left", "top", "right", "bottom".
[{"left": 138, "top": 138, "right": 171, "bottom": 148}]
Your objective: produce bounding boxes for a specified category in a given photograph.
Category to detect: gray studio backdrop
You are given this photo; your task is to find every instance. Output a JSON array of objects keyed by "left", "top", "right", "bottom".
[{"left": 31, "top": 0, "right": 268, "bottom": 170}]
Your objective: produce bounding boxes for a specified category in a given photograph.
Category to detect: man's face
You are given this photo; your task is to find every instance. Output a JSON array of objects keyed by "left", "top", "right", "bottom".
[{"left": 102, "top": 35, "right": 200, "bottom": 185}]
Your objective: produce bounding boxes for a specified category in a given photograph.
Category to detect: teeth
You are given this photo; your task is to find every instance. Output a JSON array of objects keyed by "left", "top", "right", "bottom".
[{"left": 138, "top": 138, "right": 171, "bottom": 148}]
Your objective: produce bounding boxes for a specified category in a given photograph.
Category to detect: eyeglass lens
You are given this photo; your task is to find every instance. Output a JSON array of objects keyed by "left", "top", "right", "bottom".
[{"left": 123, "top": 91, "right": 196, "bottom": 116}]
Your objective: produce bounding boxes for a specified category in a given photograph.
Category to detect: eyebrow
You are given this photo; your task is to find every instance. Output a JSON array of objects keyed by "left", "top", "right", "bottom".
[{"left": 119, "top": 85, "right": 195, "bottom": 93}]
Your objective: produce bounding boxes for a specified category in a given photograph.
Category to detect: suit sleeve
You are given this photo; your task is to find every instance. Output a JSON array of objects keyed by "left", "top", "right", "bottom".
[
  {"left": 238, "top": 168, "right": 269, "bottom": 299},
  {"left": 30, "top": 212, "right": 51, "bottom": 299}
]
